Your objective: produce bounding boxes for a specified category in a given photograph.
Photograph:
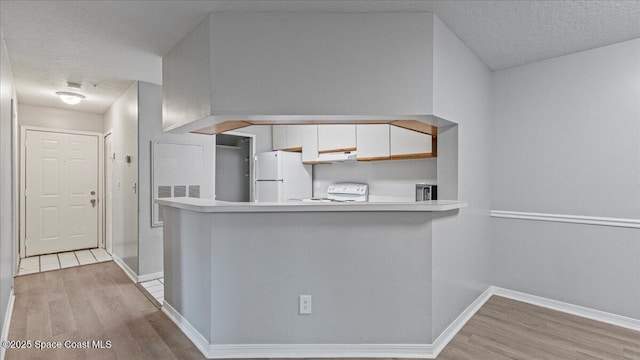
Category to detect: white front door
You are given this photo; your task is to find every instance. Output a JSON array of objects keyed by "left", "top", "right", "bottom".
[{"left": 25, "top": 130, "right": 99, "bottom": 256}]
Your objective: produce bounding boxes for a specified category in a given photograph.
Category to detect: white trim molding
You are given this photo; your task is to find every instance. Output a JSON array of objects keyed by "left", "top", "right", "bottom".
[
  {"left": 207, "top": 343, "right": 435, "bottom": 359},
  {"left": 112, "top": 254, "right": 137, "bottom": 284},
  {"left": 113, "top": 255, "right": 162, "bottom": 284},
  {"left": 162, "top": 286, "right": 640, "bottom": 359},
  {"left": 162, "top": 302, "right": 210, "bottom": 357},
  {"left": 162, "top": 288, "right": 493, "bottom": 359},
  {"left": 138, "top": 271, "right": 164, "bottom": 283},
  {"left": 430, "top": 287, "right": 493, "bottom": 355},
  {"left": 19, "top": 126, "right": 105, "bottom": 259},
  {"left": 491, "top": 287, "right": 640, "bottom": 332},
  {"left": 1, "top": 289, "right": 15, "bottom": 360},
  {"left": 491, "top": 210, "right": 640, "bottom": 229}
]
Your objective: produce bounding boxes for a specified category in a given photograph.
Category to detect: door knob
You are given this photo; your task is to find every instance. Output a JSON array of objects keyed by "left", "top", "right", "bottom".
[{"left": 91, "top": 199, "right": 96, "bottom": 207}]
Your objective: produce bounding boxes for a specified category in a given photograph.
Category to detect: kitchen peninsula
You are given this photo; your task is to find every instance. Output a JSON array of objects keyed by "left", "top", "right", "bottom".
[
  {"left": 157, "top": 197, "right": 465, "bottom": 358},
  {"left": 157, "top": 10, "right": 485, "bottom": 359}
]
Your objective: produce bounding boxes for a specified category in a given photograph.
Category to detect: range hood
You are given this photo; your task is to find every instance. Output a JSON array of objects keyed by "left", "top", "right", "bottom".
[{"left": 316, "top": 151, "right": 358, "bottom": 163}]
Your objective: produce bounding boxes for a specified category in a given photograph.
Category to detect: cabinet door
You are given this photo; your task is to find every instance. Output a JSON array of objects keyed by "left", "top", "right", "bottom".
[
  {"left": 390, "top": 125, "right": 433, "bottom": 158},
  {"left": 317, "top": 125, "right": 356, "bottom": 153},
  {"left": 272, "top": 125, "right": 307, "bottom": 151},
  {"left": 302, "top": 125, "right": 319, "bottom": 164},
  {"left": 272, "top": 125, "right": 287, "bottom": 150},
  {"left": 286, "top": 125, "right": 305, "bottom": 150},
  {"left": 356, "top": 125, "right": 390, "bottom": 160}
]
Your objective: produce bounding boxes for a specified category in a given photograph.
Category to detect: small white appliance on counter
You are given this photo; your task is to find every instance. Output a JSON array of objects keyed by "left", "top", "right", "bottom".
[
  {"left": 254, "top": 151, "right": 312, "bottom": 202},
  {"left": 415, "top": 183, "right": 437, "bottom": 201}
]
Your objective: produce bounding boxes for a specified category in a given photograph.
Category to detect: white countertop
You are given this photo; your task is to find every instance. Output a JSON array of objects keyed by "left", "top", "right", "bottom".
[{"left": 155, "top": 197, "right": 467, "bottom": 213}]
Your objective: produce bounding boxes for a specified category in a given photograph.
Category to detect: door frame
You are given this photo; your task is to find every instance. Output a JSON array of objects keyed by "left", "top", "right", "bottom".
[
  {"left": 19, "top": 126, "right": 104, "bottom": 258},
  {"left": 216, "top": 131, "right": 256, "bottom": 202},
  {"left": 103, "top": 129, "right": 113, "bottom": 254}
]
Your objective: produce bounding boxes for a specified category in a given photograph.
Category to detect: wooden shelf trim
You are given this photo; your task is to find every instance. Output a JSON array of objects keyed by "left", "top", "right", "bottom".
[
  {"left": 389, "top": 153, "right": 436, "bottom": 160},
  {"left": 356, "top": 156, "right": 391, "bottom": 161},
  {"left": 390, "top": 120, "right": 438, "bottom": 136},
  {"left": 191, "top": 121, "right": 251, "bottom": 135},
  {"left": 318, "top": 147, "right": 357, "bottom": 154},
  {"left": 277, "top": 146, "right": 302, "bottom": 152}
]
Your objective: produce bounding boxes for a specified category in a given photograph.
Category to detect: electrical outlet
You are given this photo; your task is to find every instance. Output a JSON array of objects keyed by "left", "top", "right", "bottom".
[{"left": 299, "top": 295, "right": 312, "bottom": 315}]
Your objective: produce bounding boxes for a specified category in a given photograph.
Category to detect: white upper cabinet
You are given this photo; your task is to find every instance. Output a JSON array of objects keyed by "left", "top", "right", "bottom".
[
  {"left": 272, "top": 125, "right": 307, "bottom": 151},
  {"left": 356, "top": 125, "right": 390, "bottom": 160},
  {"left": 302, "top": 125, "right": 319, "bottom": 164},
  {"left": 286, "top": 125, "right": 305, "bottom": 149},
  {"left": 317, "top": 125, "right": 356, "bottom": 153},
  {"left": 390, "top": 126, "right": 433, "bottom": 158},
  {"left": 272, "top": 125, "right": 287, "bottom": 150}
]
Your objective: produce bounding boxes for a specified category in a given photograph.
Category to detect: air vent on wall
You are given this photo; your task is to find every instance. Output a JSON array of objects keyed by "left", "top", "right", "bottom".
[
  {"left": 188, "top": 185, "right": 200, "bottom": 198},
  {"left": 174, "top": 185, "right": 187, "bottom": 197},
  {"left": 158, "top": 186, "right": 172, "bottom": 198}
]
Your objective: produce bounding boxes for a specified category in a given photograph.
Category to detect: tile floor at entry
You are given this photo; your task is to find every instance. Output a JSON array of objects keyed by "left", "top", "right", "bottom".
[
  {"left": 17, "top": 248, "right": 112, "bottom": 275},
  {"left": 140, "top": 278, "right": 165, "bottom": 304}
]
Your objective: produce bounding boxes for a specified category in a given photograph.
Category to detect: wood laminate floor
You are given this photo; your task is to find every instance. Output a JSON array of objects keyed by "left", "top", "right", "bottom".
[
  {"left": 5, "top": 262, "right": 639, "bottom": 360},
  {"left": 6, "top": 261, "right": 205, "bottom": 360}
]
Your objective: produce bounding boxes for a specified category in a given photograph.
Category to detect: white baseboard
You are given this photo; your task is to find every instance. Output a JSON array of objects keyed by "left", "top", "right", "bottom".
[
  {"left": 491, "top": 286, "right": 640, "bottom": 332},
  {"left": 208, "top": 343, "right": 435, "bottom": 359},
  {"left": 0, "top": 289, "right": 15, "bottom": 360},
  {"left": 161, "top": 286, "right": 640, "bottom": 359},
  {"left": 431, "top": 286, "right": 494, "bottom": 355},
  {"left": 162, "top": 301, "right": 211, "bottom": 357},
  {"left": 138, "top": 271, "right": 164, "bottom": 283},
  {"left": 161, "top": 287, "right": 493, "bottom": 359},
  {"left": 111, "top": 254, "right": 137, "bottom": 284},
  {"left": 112, "top": 255, "right": 162, "bottom": 283}
]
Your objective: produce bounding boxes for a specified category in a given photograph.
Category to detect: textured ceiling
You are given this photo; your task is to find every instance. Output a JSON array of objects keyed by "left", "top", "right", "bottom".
[{"left": 1, "top": 0, "right": 639, "bottom": 114}]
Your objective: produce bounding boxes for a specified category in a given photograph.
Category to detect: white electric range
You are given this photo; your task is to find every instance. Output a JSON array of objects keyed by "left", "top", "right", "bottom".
[{"left": 301, "top": 183, "right": 369, "bottom": 203}]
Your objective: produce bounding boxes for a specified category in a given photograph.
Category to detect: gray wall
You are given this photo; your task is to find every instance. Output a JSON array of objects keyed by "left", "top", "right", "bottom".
[
  {"left": 492, "top": 38, "right": 640, "bottom": 318},
  {"left": 208, "top": 12, "right": 434, "bottom": 116},
  {"left": 137, "top": 81, "right": 216, "bottom": 277},
  {"left": 108, "top": 81, "right": 270, "bottom": 278},
  {"left": 164, "top": 12, "right": 435, "bottom": 130},
  {"left": 163, "top": 209, "right": 433, "bottom": 344},
  {"left": 430, "top": 16, "right": 493, "bottom": 340},
  {"left": 0, "top": 31, "right": 17, "bottom": 342},
  {"left": 18, "top": 104, "right": 103, "bottom": 133},
  {"left": 104, "top": 82, "right": 139, "bottom": 273}
]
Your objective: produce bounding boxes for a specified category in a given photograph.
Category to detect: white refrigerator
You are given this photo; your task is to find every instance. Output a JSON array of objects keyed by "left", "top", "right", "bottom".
[{"left": 254, "top": 151, "right": 312, "bottom": 202}]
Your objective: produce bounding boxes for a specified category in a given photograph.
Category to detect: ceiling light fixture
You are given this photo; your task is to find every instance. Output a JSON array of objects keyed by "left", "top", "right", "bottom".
[{"left": 56, "top": 91, "right": 85, "bottom": 105}]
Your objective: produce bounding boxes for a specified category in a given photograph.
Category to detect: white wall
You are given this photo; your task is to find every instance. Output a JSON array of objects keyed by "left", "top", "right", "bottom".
[
  {"left": 0, "top": 31, "right": 17, "bottom": 351},
  {"left": 430, "top": 16, "right": 493, "bottom": 340},
  {"left": 313, "top": 159, "right": 437, "bottom": 201},
  {"left": 104, "top": 82, "right": 139, "bottom": 273},
  {"left": 18, "top": 104, "right": 103, "bottom": 133},
  {"left": 492, "top": 38, "right": 640, "bottom": 319}
]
